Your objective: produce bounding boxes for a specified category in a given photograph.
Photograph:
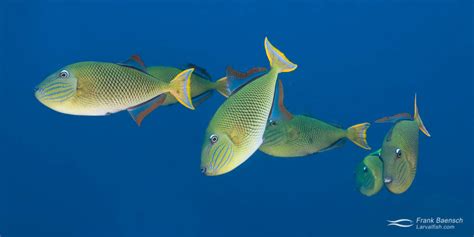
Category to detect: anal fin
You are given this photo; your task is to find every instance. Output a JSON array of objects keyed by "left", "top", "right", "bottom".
[
  {"left": 319, "top": 138, "right": 347, "bottom": 153},
  {"left": 192, "top": 91, "right": 214, "bottom": 107},
  {"left": 128, "top": 94, "right": 166, "bottom": 126},
  {"left": 269, "top": 79, "right": 293, "bottom": 123}
]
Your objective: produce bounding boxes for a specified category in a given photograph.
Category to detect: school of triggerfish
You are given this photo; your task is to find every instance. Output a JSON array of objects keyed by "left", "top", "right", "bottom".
[{"left": 34, "top": 37, "right": 431, "bottom": 196}]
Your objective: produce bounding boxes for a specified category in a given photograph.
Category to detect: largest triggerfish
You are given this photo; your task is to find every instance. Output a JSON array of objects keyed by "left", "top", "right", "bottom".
[
  {"left": 259, "top": 80, "right": 371, "bottom": 157},
  {"left": 200, "top": 37, "right": 297, "bottom": 176},
  {"left": 35, "top": 55, "right": 195, "bottom": 126},
  {"left": 376, "top": 95, "right": 431, "bottom": 194}
]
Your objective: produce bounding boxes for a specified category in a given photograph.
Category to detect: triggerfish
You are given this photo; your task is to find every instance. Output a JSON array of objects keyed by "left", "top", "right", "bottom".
[
  {"left": 147, "top": 65, "right": 229, "bottom": 106},
  {"left": 355, "top": 149, "right": 384, "bottom": 197},
  {"left": 35, "top": 55, "right": 195, "bottom": 126},
  {"left": 376, "top": 95, "right": 431, "bottom": 194},
  {"left": 201, "top": 37, "right": 297, "bottom": 176},
  {"left": 259, "top": 80, "right": 371, "bottom": 157}
]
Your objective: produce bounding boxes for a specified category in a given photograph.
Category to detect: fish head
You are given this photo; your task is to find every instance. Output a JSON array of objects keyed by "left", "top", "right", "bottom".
[
  {"left": 35, "top": 65, "right": 78, "bottom": 112},
  {"left": 201, "top": 129, "right": 241, "bottom": 176},
  {"left": 262, "top": 119, "right": 286, "bottom": 140},
  {"left": 380, "top": 122, "right": 418, "bottom": 194},
  {"left": 355, "top": 152, "right": 383, "bottom": 197}
]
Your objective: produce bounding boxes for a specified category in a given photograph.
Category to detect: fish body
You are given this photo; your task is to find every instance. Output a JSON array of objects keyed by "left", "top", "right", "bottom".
[
  {"left": 35, "top": 56, "right": 194, "bottom": 125},
  {"left": 355, "top": 149, "right": 383, "bottom": 197},
  {"left": 377, "top": 95, "right": 431, "bottom": 194},
  {"left": 200, "top": 38, "right": 297, "bottom": 176},
  {"left": 260, "top": 115, "right": 369, "bottom": 157},
  {"left": 259, "top": 80, "right": 371, "bottom": 158},
  {"left": 147, "top": 65, "right": 228, "bottom": 106}
]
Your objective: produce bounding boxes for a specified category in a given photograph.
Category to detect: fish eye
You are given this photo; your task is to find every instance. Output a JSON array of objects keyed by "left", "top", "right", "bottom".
[
  {"left": 363, "top": 166, "right": 368, "bottom": 172},
  {"left": 269, "top": 120, "right": 277, "bottom": 126},
  {"left": 59, "top": 70, "right": 70, "bottom": 79},
  {"left": 209, "top": 134, "right": 218, "bottom": 144},
  {"left": 395, "top": 148, "right": 402, "bottom": 158},
  {"left": 201, "top": 167, "right": 207, "bottom": 174}
]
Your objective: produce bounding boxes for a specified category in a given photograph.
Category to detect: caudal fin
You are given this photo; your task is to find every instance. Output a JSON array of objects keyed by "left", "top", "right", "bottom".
[
  {"left": 214, "top": 77, "right": 230, "bottom": 97},
  {"left": 168, "top": 68, "right": 195, "bottom": 110},
  {"left": 414, "top": 94, "right": 431, "bottom": 137},
  {"left": 264, "top": 37, "right": 297, "bottom": 73},
  {"left": 347, "top": 123, "right": 371, "bottom": 150}
]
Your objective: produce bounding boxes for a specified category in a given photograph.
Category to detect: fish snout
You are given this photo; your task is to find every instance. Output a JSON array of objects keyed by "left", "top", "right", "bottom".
[
  {"left": 34, "top": 86, "right": 44, "bottom": 94},
  {"left": 34, "top": 86, "right": 46, "bottom": 99},
  {"left": 201, "top": 167, "right": 214, "bottom": 176},
  {"left": 384, "top": 177, "right": 393, "bottom": 184}
]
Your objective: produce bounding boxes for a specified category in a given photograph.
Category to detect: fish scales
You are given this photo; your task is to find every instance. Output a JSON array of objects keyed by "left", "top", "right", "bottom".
[{"left": 72, "top": 63, "right": 164, "bottom": 111}]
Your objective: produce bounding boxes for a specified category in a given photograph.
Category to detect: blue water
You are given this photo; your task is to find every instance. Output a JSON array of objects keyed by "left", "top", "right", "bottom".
[{"left": 0, "top": 0, "right": 472, "bottom": 236}]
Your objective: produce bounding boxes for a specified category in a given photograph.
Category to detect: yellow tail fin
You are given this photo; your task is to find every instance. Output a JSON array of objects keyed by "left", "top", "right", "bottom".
[
  {"left": 169, "top": 68, "right": 195, "bottom": 110},
  {"left": 414, "top": 94, "right": 431, "bottom": 137},
  {"left": 214, "top": 77, "right": 230, "bottom": 97},
  {"left": 347, "top": 123, "right": 371, "bottom": 150},
  {"left": 264, "top": 37, "right": 297, "bottom": 73}
]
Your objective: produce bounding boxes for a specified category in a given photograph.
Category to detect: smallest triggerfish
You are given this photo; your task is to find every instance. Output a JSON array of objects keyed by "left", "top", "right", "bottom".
[{"left": 355, "top": 149, "right": 384, "bottom": 197}]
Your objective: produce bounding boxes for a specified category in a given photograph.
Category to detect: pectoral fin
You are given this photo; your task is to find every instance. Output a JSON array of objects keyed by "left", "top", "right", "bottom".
[
  {"left": 229, "top": 127, "right": 244, "bottom": 146},
  {"left": 128, "top": 94, "right": 167, "bottom": 126}
]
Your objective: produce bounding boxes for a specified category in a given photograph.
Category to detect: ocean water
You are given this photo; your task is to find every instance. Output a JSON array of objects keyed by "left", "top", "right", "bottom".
[{"left": 0, "top": 0, "right": 472, "bottom": 236}]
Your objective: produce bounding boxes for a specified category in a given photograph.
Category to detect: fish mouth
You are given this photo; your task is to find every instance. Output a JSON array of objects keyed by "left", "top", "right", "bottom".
[
  {"left": 200, "top": 167, "right": 211, "bottom": 176},
  {"left": 200, "top": 167, "right": 218, "bottom": 176},
  {"left": 384, "top": 177, "right": 393, "bottom": 184}
]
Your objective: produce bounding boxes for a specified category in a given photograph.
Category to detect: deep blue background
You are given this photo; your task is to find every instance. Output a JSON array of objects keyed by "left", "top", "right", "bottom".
[{"left": 0, "top": 0, "right": 472, "bottom": 236}]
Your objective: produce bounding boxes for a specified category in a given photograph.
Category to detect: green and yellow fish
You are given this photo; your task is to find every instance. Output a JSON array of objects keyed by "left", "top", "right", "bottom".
[
  {"left": 259, "top": 80, "right": 371, "bottom": 157},
  {"left": 201, "top": 37, "right": 297, "bottom": 176},
  {"left": 147, "top": 65, "right": 229, "bottom": 106},
  {"left": 376, "top": 95, "right": 431, "bottom": 194},
  {"left": 355, "top": 149, "right": 384, "bottom": 197},
  {"left": 35, "top": 55, "right": 194, "bottom": 126}
]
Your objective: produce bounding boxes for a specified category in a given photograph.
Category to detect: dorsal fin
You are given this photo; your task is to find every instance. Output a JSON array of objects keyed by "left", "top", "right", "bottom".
[
  {"left": 375, "top": 113, "right": 412, "bottom": 124},
  {"left": 225, "top": 66, "right": 268, "bottom": 96},
  {"left": 118, "top": 55, "right": 148, "bottom": 73},
  {"left": 269, "top": 79, "right": 293, "bottom": 122},
  {"left": 181, "top": 63, "right": 212, "bottom": 80}
]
